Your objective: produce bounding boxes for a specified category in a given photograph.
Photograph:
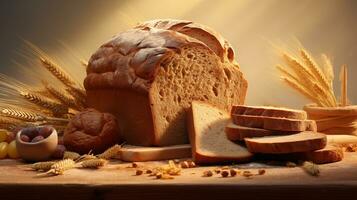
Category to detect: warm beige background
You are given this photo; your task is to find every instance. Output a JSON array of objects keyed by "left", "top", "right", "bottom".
[{"left": 0, "top": 0, "right": 356, "bottom": 109}]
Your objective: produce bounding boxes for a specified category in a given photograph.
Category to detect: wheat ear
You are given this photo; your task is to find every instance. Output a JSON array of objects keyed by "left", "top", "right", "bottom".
[
  {"left": 31, "top": 161, "right": 57, "bottom": 171},
  {"left": 1, "top": 107, "right": 45, "bottom": 122},
  {"left": 46, "top": 159, "right": 75, "bottom": 175},
  {"left": 300, "top": 50, "right": 337, "bottom": 106},
  {"left": 19, "top": 90, "right": 68, "bottom": 116},
  {"left": 63, "top": 151, "right": 81, "bottom": 160},
  {"left": 40, "top": 57, "right": 76, "bottom": 87},
  {"left": 97, "top": 144, "right": 122, "bottom": 159},
  {"left": 42, "top": 81, "right": 79, "bottom": 110},
  {"left": 80, "top": 158, "right": 108, "bottom": 169},
  {"left": 66, "top": 87, "right": 86, "bottom": 108}
]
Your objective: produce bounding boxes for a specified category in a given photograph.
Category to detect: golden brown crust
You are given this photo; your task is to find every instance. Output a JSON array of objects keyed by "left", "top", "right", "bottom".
[
  {"left": 85, "top": 19, "right": 237, "bottom": 93},
  {"left": 136, "top": 19, "right": 235, "bottom": 62},
  {"left": 63, "top": 108, "right": 121, "bottom": 154}
]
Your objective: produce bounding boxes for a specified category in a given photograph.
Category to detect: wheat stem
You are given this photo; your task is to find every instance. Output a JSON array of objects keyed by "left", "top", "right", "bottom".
[{"left": 19, "top": 90, "right": 68, "bottom": 116}]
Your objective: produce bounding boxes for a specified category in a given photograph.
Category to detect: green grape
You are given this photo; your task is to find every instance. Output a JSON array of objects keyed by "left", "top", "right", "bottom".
[
  {"left": 8, "top": 141, "right": 19, "bottom": 159},
  {"left": 0, "top": 142, "right": 8, "bottom": 159}
]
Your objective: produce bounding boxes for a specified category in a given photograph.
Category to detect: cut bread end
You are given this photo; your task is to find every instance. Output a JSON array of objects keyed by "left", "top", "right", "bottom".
[{"left": 188, "top": 101, "right": 253, "bottom": 164}]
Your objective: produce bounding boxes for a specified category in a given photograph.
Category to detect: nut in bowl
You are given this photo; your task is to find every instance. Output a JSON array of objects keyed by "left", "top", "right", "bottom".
[{"left": 16, "top": 126, "right": 58, "bottom": 162}]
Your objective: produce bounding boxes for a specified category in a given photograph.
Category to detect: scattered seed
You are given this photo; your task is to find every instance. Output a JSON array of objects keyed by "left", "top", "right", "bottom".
[
  {"left": 132, "top": 162, "right": 138, "bottom": 168},
  {"left": 242, "top": 171, "right": 253, "bottom": 178},
  {"left": 136, "top": 170, "right": 143, "bottom": 176},
  {"left": 230, "top": 169, "right": 237, "bottom": 177},
  {"left": 258, "top": 169, "right": 266, "bottom": 175},
  {"left": 203, "top": 170, "right": 213, "bottom": 177},
  {"left": 221, "top": 170, "right": 229, "bottom": 177}
]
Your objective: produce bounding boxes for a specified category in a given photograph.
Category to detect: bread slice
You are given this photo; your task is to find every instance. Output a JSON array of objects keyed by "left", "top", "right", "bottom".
[
  {"left": 231, "top": 105, "right": 307, "bottom": 120},
  {"left": 297, "top": 145, "right": 343, "bottom": 164},
  {"left": 119, "top": 144, "right": 191, "bottom": 162},
  {"left": 244, "top": 131, "right": 327, "bottom": 154},
  {"left": 256, "top": 145, "right": 343, "bottom": 164},
  {"left": 187, "top": 101, "right": 253, "bottom": 164},
  {"left": 225, "top": 122, "right": 293, "bottom": 141},
  {"left": 232, "top": 114, "right": 317, "bottom": 132}
]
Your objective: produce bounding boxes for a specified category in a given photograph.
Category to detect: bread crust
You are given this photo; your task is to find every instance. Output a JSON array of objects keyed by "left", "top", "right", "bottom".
[
  {"left": 225, "top": 122, "right": 294, "bottom": 141},
  {"left": 232, "top": 105, "right": 307, "bottom": 120},
  {"left": 244, "top": 132, "right": 327, "bottom": 154},
  {"left": 232, "top": 114, "right": 316, "bottom": 132}
]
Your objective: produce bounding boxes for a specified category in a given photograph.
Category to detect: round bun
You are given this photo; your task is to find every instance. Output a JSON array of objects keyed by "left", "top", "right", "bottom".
[{"left": 64, "top": 108, "right": 121, "bottom": 154}]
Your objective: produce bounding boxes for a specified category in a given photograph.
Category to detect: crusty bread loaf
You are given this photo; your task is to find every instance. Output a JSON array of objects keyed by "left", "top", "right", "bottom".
[
  {"left": 225, "top": 122, "right": 290, "bottom": 141},
  {"left": 244, "top": 131, "right": 327, "bottom": 154},
  {"left": 85, "top": 19, "right": 247, "bottom": 146},
  {"left": 120, "top": 144, "right": 191, "bottom": 162},
  {"left": 232, "top": 105, "right": 307, "bottom": 120},
  {"left": 232, "top": 114, "right": 317, "bottom": 132},
  {"left": 187, "top": 101, "right": 253, "bottom": 164}
]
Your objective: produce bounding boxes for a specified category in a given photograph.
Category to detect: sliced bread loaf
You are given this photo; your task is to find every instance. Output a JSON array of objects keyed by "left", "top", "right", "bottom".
[
  {"left": 232, "top": 105, "right": 307, "bottom": 120},
  {"left": 187, "top": 101, "right": 253, "bottom": 164},
  {"left": 232, "top": 114, "right": 317, "bottom": 132},
  {"left": 244, "top": 131, "right": 326, "bottom": 154},
  {"left": 120, "top": 144, "right": 191, "bottom": 162}
]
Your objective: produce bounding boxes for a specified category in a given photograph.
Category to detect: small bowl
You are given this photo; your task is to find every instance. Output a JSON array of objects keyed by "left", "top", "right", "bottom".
[{"left": 16, "top": 127, "right": 58, "bottom": 162}]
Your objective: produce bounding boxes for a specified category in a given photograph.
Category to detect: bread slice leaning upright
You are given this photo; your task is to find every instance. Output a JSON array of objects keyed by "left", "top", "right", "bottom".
[{"left": 187, "top": 101, "right": 253, "bottom": 164}]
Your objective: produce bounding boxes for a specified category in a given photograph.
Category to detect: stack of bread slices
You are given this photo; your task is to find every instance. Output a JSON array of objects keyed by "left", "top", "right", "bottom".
[
  {"left": 187, "top": 102, "right": 344, "bottom": 165},
  {"left": 226, "top": 105, "right": 343, "bottom": 164}
]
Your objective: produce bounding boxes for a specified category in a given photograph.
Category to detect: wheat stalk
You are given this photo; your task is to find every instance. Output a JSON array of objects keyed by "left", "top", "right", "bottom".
[
  {"left": 66, "top": 87, "right": 86, "bottom": 108},
  {"left": 321, "top": 54, "right": 335, "bottom": 85},
  {"left": 19, "top": 90, "right": 68, "bottom": 116},
  {"left": 0, "top": 107, "right": 45, "bottom": 122},
  {"left": 39, "top": 57, "right": 76, "bottom": 88},
  {"left": 31, "top": 161, "right": 57, "bottom": 171},
  {"left": 46, "top": 159, "right": 75, "bottom": 175},
  {"left": 97, "top": 144, "right": 122, "bottom": 160},
  {"left": 42, "top": 81, "right": 79, "bottom": 110},
  {"left": 300, "top": 49, "right": 337, "bottom": 106},
  {"left": 0, "top": 116, "right": 25, "bottom": 130},
  {"left": 281, "top": 77, "right": 324, "bottom": 106},
  {"left": 80, "top": 158, "right": 108, "bottom": 169}
]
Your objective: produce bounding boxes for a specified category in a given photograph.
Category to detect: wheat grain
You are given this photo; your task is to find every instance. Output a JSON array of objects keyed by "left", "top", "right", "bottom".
[
  {"left": 1, "top": 107, "right": 45, "bottom": 122},
  {"left": 19, "top": 90, "right": 68, "bottom": 116},
  {"left": 63, "top": 151, "right": 81, "bottom": 160},
  {"left": 302, "top": 161, "right": 320, "bottom": 176},
  {"left": 47, "top": 159, "right": 75, "bottom": 175},
  {"left": 65, "top": 87, "right": 86, "bottom": 109},
  {"left": 80, "top": 158, "right": 108, "bottom": 169},
  {"left": 31, "top": 161, "right": 57, "bottom": 171},
  {"left": 97, "top": 144, "right": 121, "bottom": 159},
  {"left": 40, "top": 57, "right": 76, "bottom": 87},
  {"left": 76, "top": 154, "right": 97, "bottom": 162}
]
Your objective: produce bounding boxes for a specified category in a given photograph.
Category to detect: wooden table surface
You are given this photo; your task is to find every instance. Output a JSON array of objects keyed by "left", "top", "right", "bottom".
[{"left": 1, "top": 153, "right": 357, "bottom": 200}]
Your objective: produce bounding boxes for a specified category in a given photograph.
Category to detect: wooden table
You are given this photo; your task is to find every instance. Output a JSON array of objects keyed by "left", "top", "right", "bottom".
[{"left": 1, "top": 153, "right": 357, "bottom": 200}]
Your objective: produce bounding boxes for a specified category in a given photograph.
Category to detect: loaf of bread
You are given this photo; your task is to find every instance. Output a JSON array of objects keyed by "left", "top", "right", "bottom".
[
  {"left": 187, "top": 101, "right": 253, "bottom": 164},
  {"left": 63, "top": 109, "right": 121, "bottom": 154},
  {"left": 85, "top": 19, "right": 247, "bottom": 146}
]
